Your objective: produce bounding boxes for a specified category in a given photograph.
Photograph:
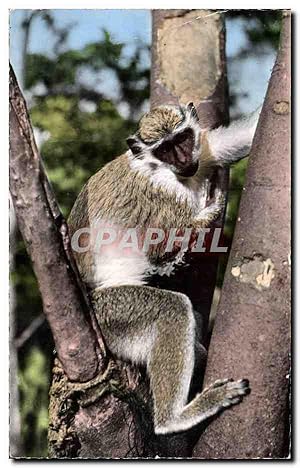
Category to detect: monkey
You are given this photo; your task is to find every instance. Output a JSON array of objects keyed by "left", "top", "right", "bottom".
[{"left": 68, "top": 102, "right": 261, "bottom": 434}]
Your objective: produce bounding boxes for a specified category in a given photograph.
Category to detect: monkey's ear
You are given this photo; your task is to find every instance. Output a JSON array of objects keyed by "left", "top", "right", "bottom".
[
  {"left": 187, "top": 102, "right": 199, "bottom": 121},
  {"left": 126, "top": 136, "right": 143, "bottom": 155}
]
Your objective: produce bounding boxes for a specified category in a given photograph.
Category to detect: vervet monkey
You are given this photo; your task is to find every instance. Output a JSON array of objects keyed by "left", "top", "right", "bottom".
[{"left": 68, "top": 103, "right": 260, "bottom": 434}]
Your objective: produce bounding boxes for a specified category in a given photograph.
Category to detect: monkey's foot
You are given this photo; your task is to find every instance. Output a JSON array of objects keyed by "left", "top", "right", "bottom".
[
  {"left": 200, "top": 378, "right": 250, "bottom": 410},
  {"left": 154, "top": 378, "right": 250, "bottom": 435}
]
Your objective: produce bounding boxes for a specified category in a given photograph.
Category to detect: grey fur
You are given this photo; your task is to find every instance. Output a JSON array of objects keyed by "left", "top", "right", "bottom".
[{"left": 68, "top": 104, "right": 259, "bottom": 434}]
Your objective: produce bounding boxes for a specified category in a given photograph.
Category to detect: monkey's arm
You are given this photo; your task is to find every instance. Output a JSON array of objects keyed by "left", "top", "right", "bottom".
[
  {"left": 191, "top": 106, "right": 261, "bottom": 227},
  {"left": 206, "top": 105, "right": 262, "bottom": 166}
]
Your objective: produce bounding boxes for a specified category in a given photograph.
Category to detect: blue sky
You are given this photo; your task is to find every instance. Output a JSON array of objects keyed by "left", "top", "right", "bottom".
[
  {"left": 9, "top": 10, "right": 276, "bottom": 114},
  {"left": 10, "top": 10, "right": 152, "bottom": 75}
]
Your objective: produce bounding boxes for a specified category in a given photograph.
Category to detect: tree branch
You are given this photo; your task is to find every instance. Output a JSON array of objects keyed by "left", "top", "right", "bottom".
[
  {"left": 9, "top": 64, "right": 105, "bottom": 382},
  {"left": 194, "top": 11, "right": 291, "bottom": 458}
]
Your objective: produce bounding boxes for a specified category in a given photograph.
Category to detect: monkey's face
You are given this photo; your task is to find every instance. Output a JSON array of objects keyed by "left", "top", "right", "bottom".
[
  {"left": 151, "top": 127, "right": 198, "bottom": 177},
  {"left": 127, "top": 103, "right": 201, "bottom": 178}
]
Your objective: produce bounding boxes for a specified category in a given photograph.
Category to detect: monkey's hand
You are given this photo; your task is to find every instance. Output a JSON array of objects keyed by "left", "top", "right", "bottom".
[{"left": 193, "top": 189, "right": 225, "bottom": 229}]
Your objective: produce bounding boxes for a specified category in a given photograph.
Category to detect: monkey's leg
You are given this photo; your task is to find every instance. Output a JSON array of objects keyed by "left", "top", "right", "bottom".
[
  {"left": 147, "top": 292, "right": 197, "bottom": 432},
  {"left": 91, "top": 285, "right": 249, "bottom": 435},
  {"left": 145, "top": 291, "right": 250, "bottom": 435},
  {"left": 91, "top": 285, "right": 199, "bottom": 430},
  {"left": 150, "top": 292, "right": 250, "bottom": 434}
]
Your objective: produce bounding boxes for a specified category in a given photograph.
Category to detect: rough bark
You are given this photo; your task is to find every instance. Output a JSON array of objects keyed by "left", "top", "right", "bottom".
[
  {"left": 193, "top": 11, "right": 291, "bottom": 459},
  {"left": 9, "top": 65, "right": 103, "bottom": 383}
]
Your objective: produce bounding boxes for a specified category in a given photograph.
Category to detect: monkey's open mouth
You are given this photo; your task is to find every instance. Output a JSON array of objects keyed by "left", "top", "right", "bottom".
[
  {"left": 153, "top": 128, "right": 196, "bottom": 175},
  {"left": 177, "top": 161, "right": 199, "bottom": 177}
]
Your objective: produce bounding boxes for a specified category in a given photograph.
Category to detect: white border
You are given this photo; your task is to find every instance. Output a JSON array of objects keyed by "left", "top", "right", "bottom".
[
  {"left": 2, "top": 2, "right": 298, "bottom": 466},
  {"left": 3, "top": 2, "right": 297, "bottom": 10}
]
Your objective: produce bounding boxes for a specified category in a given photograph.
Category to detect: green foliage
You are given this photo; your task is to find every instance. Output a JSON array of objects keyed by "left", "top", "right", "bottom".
[
  {"left": 18, "top": 347, "right": 50, "bottom": 457},
  {"left": 30, "top": 95, "right": 134, "bottom": 214},
  {"left": 225, "top": 158, "right": 249, "bottom": 240},
  {"left": 83, "top": 30, "right": 123, "bottom": 68},
  {"left": 228, "top": 10, "right": 282, "bottom": 50},
  {"left": 244, "top": 11, "right": 281, "bottom": 50},
  {"left": 12, "top": 238, "right": 43, "bottom": 336},
  {"left": 25, "top": 34, "right": 123, "bottom": 90}
]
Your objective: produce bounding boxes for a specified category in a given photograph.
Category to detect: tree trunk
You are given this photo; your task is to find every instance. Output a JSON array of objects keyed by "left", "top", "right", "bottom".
[
  {"left": 9, "top": 65, "right": 112, "bottom": 458},
  {"left": 193, "top": 11, "right": 291, "bottom": 459},
  {"left": 151, "top": 6, "right": 229, "bottom": 364}
]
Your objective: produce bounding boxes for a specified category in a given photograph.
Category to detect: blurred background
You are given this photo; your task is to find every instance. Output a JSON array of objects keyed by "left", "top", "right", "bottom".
[{"left": 9, "top": 9, "right": 281, "bottom": 457}]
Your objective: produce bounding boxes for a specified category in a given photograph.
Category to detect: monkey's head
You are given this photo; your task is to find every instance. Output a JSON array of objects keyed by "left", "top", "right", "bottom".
[{"left": 126, "top": 103, "right": 201, "bottom": 178}]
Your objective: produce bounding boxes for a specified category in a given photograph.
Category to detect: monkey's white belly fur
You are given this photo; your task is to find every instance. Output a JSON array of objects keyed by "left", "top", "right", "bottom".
[
  {"left": 92, "top": 243, "right": 150, "bottom": 288},
  {"left": 89, "top": 222, "right": 189, "bottom": 288}
]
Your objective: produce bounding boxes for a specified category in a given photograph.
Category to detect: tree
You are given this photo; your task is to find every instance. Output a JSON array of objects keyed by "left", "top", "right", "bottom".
[
  {"left": 12, "top": 14, "right": 150, "bottom": 456},
  {"left": 194, "top": 11, "right": 291, "bottom": 459},
  {"left": 151, "top": 8, "right": 229, "bottom": 344}
]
